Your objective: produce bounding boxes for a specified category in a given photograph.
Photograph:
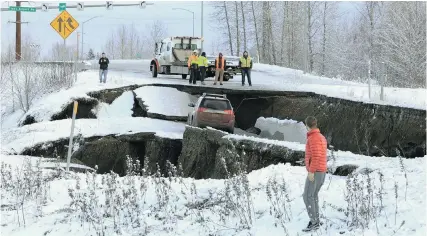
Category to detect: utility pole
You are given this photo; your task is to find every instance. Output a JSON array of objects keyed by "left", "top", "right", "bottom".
[
  {"left": 15, "top": 1, "right": 21, "bottom": 61},
  {"left": 201, "top": 2, "right": 204, "bottom": 52}
]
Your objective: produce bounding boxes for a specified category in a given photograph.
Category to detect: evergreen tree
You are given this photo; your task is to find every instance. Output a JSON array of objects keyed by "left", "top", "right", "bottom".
[{"left": 87, "top": 48, "right": 95, "bottom": 60}]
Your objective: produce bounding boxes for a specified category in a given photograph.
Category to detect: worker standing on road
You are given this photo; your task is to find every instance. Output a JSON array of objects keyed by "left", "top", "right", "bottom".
[
  {"left": 197, "top": 52, "right": 208, "bottom": 85},
  {"left": 239, "top": 51, "right": 253, "bottom": 86},
  {"left": 99, "top": 52, "right": 109, "bottom": 83},
  {"left": 214, "top": 53, "right": 226, "bottom": 85},
  {"left": 188, "top": 50, "right": 199, "bottom": 85}
]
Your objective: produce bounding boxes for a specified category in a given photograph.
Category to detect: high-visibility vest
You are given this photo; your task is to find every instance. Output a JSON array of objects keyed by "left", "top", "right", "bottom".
[
  {"left": 240, "top": 56, "right": 252, "bottom": 68},
  {"left": 216, "top": 57, "right": 225, "bottom": 69},
  {"left": 197, "top": 56, "right": 208, "bottom": 67},
  {"left": 188, "top": 55, "right": 198, "bottom": 67}
]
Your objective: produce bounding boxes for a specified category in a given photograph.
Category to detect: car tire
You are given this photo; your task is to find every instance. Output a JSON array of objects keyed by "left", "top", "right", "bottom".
[
  {"left": 182, "top": 74, "right": 187, "bottom": 80},
  {"left": 223, "top": 75, "right": 230, "bottom": 81},
  {"left": 152, "top": 63, "right": 158, "bottom": 78}
]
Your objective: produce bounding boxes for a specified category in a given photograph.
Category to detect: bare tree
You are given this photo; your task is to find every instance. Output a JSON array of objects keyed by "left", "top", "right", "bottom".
[
  {"left": 234, "top": 1, "right": 240, "bottom": 56},
  {"left": 321, "top": 2, "right": 328, "bottom": 75},
  {"left": 224, "top": 1, "right": 234, "bottom": 56},
  {"left": 280, "top": 2, "right": 287, "bottom": 66},
  {"left": 209, "top": 1, "right": 425, "bottom": 88},
  {"left": 251, "top": 1, "right": 261, "bottom": 61},
  {"left": 241, "top": 1, "right": 247, "bottom": 52}
]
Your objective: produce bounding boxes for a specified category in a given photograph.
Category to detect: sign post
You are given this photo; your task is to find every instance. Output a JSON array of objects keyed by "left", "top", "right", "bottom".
[{"left": 66, "top": 101, "right": 78, "bottom": 172}]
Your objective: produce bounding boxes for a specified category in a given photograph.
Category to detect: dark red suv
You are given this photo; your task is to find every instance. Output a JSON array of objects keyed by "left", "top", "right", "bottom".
[{"left": 187, "top": 93, "right": 235, "bottom": 133}]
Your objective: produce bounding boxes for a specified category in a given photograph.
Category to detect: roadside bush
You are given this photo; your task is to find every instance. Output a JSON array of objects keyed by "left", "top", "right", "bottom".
[{"left": 0, "top": 61, "right": 74, "bottom": 113}]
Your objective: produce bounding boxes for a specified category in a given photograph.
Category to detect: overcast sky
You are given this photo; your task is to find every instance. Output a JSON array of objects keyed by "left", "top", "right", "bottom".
[
  {"left": 1, "top": 1, "right": 219, "bottom": 58},
  {"left": 1, "top": 1, "right": 356, "bottom": 59}
]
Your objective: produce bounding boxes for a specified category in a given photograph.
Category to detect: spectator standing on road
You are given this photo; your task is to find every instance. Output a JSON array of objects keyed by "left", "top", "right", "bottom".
[
  {"left": 188, "top": 50, "right": 199, "bottom": 85},
  {"left": 302, "top": 116, "right": 327, "bottom": 232},
  {"left": 197, "top": 52, "right": 208, "bottom": 85},
  {"left": 99, "top": 52, "right": 109, "bottom": 83},
  {"left": 214, "top": 53, "right": 226, "bottom": 85},
  {"left": 239, "top": 51, "right": 253, "bottom": 86}
]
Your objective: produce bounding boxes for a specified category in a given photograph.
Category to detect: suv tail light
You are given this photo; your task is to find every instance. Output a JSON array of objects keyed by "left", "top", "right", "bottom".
[
  {"left": 197, "top": 108, "right": 207, "bottom": 113},
  {"left": 224, "top": 110, "right": 234, "bottom": 115}
]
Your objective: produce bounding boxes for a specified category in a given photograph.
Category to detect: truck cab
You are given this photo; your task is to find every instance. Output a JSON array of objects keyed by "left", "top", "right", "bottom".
[
  {"left": 150, "top": 36, "right": 239, "bottom": 81},
  {"left": 151, "top": 36, "right": 202, "bottom": 79}
]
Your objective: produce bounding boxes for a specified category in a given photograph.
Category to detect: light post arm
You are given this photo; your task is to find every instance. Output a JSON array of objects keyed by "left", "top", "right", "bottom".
[
  {"left": 172, "top": 8, "right": 194, "bottom": 37},
  {"left": 81, "top": 16, "right": 100, "bottom": 60}
]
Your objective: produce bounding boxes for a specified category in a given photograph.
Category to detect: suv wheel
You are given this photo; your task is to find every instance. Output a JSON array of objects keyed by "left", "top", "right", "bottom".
[{"left": 152, "top": 63, "right": 158, "bottom": 78}]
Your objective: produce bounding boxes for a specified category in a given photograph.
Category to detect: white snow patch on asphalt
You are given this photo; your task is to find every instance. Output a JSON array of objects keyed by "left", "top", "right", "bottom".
[
  {"left": 134, "top": 86, "right": 197, "bottom": 117},
  {"left": 96, "top": 91, "right": 134, "bottom": 118}
]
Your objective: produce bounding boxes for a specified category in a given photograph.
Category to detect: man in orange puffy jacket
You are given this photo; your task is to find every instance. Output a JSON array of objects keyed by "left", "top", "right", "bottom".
[{"left": 302, "top": 116, "right": 327, "bottom": 232}]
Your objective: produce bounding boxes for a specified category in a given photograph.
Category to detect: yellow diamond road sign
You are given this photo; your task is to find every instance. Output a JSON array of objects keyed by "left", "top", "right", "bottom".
[{"left": 50, "top": 10, "right": 79, "bottom": 40}]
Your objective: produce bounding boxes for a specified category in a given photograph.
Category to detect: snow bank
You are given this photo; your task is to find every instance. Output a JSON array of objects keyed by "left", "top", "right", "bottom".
[
  {"left": 251, "top": 63, "right": 426, "bottom": 110},
  {"left": 0, "top": 154, "right": 93, "bottom": 171},
  {"left": 1, "top": 152, "right": 424, "bottom": 236},
  {"left": 254, "top": 117, "right": 307, "bottom": 144},
  {"left": 95, "top": 91, "right": 134, "bottom": 118},
  {"left": 134, "top": 86, "right": 197, "bottom": 117},
  {"left": 1, "top": 109, "right": 25, "bottom": 130},
  {"left": 1, "top": 117, "right": 186, "bottom": 154}
]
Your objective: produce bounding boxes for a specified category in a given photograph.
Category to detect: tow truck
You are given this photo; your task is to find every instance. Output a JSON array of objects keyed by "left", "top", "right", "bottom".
[{"left": 150, "top": 36, "right": 240, "bottom": 81}]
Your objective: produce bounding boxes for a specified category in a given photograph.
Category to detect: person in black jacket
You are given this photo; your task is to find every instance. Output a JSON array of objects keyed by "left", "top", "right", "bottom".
[{"left": 99, "top": 53, "right": 109, "bottom": 83}]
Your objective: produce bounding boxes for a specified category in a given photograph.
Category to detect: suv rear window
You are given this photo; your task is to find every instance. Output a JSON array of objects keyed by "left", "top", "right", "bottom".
[{"left": 200, "top": 98, "right": 231, "bottom": 110}]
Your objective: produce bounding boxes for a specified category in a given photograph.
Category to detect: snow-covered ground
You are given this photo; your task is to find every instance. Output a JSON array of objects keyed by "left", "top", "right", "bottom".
[
  {"left": 1, "top": 152, "right": 425, "bottom": 236},
  {"left": 1, "top": 60, "right": 425, "bottom": 235},
  {"left": 134, "top": 86, "right": 197, "bottom": 117},
  {"left": 1, "top": 117, "right": 186, "bottom": 154}
]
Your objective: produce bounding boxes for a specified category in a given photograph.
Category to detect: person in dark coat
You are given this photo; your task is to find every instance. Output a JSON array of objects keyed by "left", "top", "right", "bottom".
[{"left": 99, "top": 52, "right": 109, "bottom": 83}]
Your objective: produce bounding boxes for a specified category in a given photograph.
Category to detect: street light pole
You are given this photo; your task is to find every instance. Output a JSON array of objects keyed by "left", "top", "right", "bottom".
[
  {"left": 201, "top": 2, "right": 203, "bottom": 51},
  {"left": 192, "top": 10, "right": 194, "bottom": 37},
  {"left": 81, "top": 16, "right": 100, "bottom": 60},
  {"left": 172, "top": 8, "right": 194, "bottom": 37}
]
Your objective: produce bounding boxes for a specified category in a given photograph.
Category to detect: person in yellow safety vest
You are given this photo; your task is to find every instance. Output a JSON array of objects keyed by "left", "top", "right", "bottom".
[
  {"left": 239, "top": 51, "right": 253, "bottom": 86},
  {"left": 197, "top": 52, "right": 208, "bottom": 85},
  {"left": 188, "top": 50, "right": 199, "bottom": 84}
]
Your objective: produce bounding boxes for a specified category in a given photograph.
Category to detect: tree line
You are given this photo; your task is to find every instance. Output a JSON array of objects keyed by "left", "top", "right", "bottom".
[
  {"left": 102, "top": 21, "right": 167, "bottom": 60},
  {"left": 211, "top": 1, "right": 426, "bottom": 88}
]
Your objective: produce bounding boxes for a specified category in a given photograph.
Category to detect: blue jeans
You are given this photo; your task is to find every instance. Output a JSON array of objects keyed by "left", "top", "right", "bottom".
[
  {"left": 242, "top": 68, "right": 251, "bottom": 85},
  {"left": 99, "top": 69, "right": 108, "bottom": 83}
]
